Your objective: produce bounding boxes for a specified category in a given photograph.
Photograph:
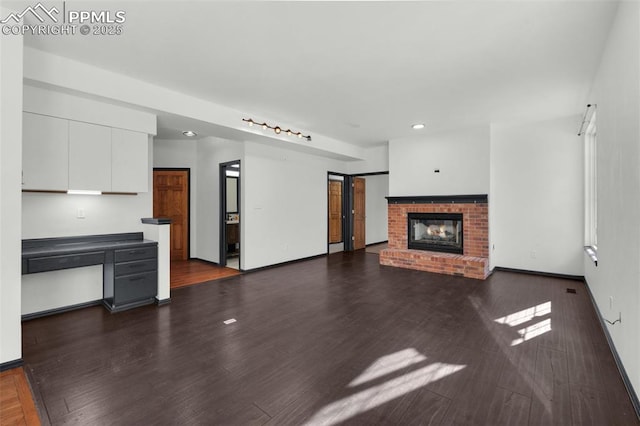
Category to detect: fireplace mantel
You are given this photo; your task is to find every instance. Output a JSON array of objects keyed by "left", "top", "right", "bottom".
[{"left": 386, "top": 194, "right": 488, "bottom": 204}]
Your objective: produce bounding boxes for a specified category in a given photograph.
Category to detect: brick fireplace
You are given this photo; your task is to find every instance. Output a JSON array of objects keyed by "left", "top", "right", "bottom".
[{"left": 380, "top": 195, "right": 489, "bottom": 280}]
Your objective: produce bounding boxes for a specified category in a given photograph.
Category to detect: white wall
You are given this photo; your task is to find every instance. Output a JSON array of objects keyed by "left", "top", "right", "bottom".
[
  {"left": 153, "top": 139, "right": 199, "bottom": 256},
  {"left": 347, "top": 144, "right": 389, "bottom": 175},
  {"left": 243, "top": 142, "right": 343, "bottom": 269},
  {"left": 21, "top": 89, "right": 154, "bottom": 315},
  {"left": 490, "top": 117, "right": 584, "bottom": 275},
  {"left": 0, "top": 18, "right": 23, "bottom": 365},
  {"left": 195, "top": 137, "right": 244, "bottom": 263},
  {"left": 22, "top": 192, "right": 152, "bottom": 239},
  {"left": 584, "top": 1, "right": 640, "bottom": 400},
  {"left": 389, "top": 126, "right": 490, "bottom": 196},
  {"left": 363, "top": 174, "right": 389, "bottom": 245}
]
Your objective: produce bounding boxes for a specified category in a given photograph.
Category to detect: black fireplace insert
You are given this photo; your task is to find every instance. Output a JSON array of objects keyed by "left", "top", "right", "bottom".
[{"left": 408, "top": 213, "right": 463, "bottom": 254}]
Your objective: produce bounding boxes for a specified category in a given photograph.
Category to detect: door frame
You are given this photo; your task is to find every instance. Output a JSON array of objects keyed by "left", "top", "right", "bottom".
[
  {"left": 327, "top": 178, "right": 344, "bottom": 245},
  {"left": 153, "top": 168, "right": 191, "bottom": 259},
  {"left": 219, "top": 160, "right": 241, "bottom": 268},
  {"left": 327, "top": 171, "right": 390, "bottom": 253},
  {"left": 327, "top": 172, "right": 353, "bottom": 253}
]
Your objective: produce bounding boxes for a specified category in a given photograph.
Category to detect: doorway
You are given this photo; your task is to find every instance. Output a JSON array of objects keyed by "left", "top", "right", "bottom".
[
  {"left": 328, "top": 174, "right": 345, "bottom": 253},
  {"left": 327, "top": 173, "right": 366, "bottom": 253},
  {"left": 153, "top": 169, "right": 190, "bottom": 260},
  {"left": 219, "top": 161, "right": 241, "bottom": 269}
]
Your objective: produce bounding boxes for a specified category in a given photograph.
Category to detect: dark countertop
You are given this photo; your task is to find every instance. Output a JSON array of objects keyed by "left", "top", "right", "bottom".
[
  {"left": 22, "top": 232, "right": 157, "bottom": 258},
  {"left": 141, "top": 218, "right": 172, "bottom": 225}
]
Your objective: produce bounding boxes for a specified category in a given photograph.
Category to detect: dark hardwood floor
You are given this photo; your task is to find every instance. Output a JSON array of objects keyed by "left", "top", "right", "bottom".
[
  {"left": 170, "top": 259, "right": 240, "bottom": 289},
  {"left": 22, "top": 252, "right": 638, "bottom": 425}
]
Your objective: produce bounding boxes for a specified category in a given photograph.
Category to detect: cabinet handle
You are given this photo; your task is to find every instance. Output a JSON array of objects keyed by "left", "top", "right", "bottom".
[
  {"left": 128, "top": 263, "right": 145, "bottom": 268},
  {"left": 129, "top": 276, "right": 145, "bottom": 282}
]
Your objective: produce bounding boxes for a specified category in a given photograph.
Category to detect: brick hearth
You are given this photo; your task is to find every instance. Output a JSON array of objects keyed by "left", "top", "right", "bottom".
[{"left": 380, "top": 196, "right": 489, "bottom": 280}]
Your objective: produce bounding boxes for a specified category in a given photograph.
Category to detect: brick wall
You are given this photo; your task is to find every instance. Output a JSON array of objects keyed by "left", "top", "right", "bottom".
[{"left": 381, "top": 202, "right": 490, "bottom": 279}]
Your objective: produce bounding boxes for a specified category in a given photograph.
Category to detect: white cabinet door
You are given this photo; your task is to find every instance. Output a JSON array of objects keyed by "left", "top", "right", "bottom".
[
  {"left": 69, "top": 121, "right": 112, "bottom": 191},
  {"left": 111, "top": 128, "right": 149, "bottom": 193},
  {"left": 22, "top": 112, "right": 69, "bottom": 191}
]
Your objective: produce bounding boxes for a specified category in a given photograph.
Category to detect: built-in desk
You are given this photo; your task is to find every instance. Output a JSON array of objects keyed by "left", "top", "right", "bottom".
[{"left": 22, "top": 232, "right": 158, "bottom": 313}]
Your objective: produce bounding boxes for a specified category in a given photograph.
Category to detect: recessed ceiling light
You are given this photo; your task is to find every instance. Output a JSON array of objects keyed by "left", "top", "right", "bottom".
[
  {"left": 182, "top": 130, "right": 197, "bottom": 137},
  {"left": 412, "top": 123, "right": 425, "bottom": 130}
]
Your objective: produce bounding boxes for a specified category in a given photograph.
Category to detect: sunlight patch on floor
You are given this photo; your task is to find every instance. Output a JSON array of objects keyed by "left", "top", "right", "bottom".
[
  {"left": 511, "top": 318, "right": 552, "bottom": 346},
  {"left": 348, "top": 348, "right": 427, "bottom": 387},
  {"left": 494, "top": 301, "right": 552, "bottom": 346},
  {"left": 304, "top": 349, "right": 465, "bottom": 426},
  {"left": 494, "top": 301, "right": 551, "bottom": 327}
]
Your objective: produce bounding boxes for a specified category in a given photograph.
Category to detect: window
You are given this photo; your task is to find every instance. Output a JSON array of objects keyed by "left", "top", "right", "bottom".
[{"left": 584, "top": 112, "right": 597, "bottom": 250}]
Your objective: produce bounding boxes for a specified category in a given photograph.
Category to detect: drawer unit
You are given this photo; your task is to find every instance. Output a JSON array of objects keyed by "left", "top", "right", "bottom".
[
  {"left": 114, "top": 271, "right": 158, "bottom": 305},
  {"left": 27, "top": 251, "right": 104, "bottom": 274},
  {"left": 115, "top": 246, "right": 157, "bottom": 263},
  {"left": 105, "top": 243, "right": 158, "bottom": 312},
  {"left": 115, "top": 258, "right": 157, "bottom": 277}
]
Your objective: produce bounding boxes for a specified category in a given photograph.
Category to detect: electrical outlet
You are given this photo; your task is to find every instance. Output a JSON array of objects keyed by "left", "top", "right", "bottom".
[
  {"left": 77, "top": 208, "right": 85, "bottom": 219},
  {"left": 530, "top": 250, "right": 537, "bottom": 259},
  {"left": 609, "top": 296, "right": 614, "bottom": 310}
]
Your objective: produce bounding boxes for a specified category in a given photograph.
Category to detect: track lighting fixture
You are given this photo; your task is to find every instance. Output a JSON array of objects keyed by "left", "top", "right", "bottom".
[{"left": 242, "top": 118, "right": 312, "bottom": 141}]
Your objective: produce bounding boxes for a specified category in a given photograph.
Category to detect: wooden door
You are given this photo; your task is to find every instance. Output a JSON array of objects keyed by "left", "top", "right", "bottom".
[
  {"left": 153, "top": 170, "right": 189, "bottom": 260},
  {"left": 353, "top": 177, "right": 366, "bottom": 250},
  {"left": 328, "top": 180, "right": 343, "bottom": 243}
]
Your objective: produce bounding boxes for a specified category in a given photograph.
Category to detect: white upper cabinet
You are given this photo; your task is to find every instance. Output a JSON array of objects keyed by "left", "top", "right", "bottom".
[
  {"left": 68, "top": 121, "right": 112, "bottom": 191},
  {"left": 22, "top": 113, "right": 69, "bottom": 191},
  {"left": 111, "top": 128, "right": 149, "bottom": 193},
  {"left": 23, "top": 114, "right": 150, "bottom": 193}
]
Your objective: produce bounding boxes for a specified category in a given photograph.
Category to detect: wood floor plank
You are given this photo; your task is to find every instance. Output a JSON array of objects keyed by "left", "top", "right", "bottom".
[
  {"left": 529, "top": 382, "right": 572, "bottom": 426},
  {"left": 170, "top": 259, "right": 240, "bottom": 289},
  {"left": 21, "top": 252, "right": 639, "bottom": 425},
  {"left": 440, "top": 381, "right": 531, "bottom": 426},
  {"left": 497, "top": 341, "right": 539, "bottom": 398},
  {"left": 0, "top": 367, "right": 41, "bottom": 426}
]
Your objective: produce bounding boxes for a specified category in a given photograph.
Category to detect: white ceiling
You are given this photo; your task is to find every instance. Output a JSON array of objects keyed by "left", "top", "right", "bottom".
[{"left": 22, "top": 1, "right": 618, "bottom": 146}]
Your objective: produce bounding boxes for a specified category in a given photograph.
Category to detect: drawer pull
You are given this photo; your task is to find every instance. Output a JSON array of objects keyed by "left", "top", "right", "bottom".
[{"left": 129, "top": 276, "right": 145, "bottom": 282}]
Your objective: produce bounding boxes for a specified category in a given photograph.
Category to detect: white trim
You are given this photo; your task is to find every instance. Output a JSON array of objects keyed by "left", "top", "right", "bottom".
[{"left": 584, "top": 111, "right": 597, "bottom": 248}]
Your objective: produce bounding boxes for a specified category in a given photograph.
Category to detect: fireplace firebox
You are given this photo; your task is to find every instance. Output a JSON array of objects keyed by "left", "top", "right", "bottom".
[{"left": 408, "top": 213, "right": 463, "bottom": 254}]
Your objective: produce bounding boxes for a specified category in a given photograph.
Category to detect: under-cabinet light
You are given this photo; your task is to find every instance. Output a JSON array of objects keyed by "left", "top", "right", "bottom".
[{"left": 67, "top": 190, "right": 102, "bottom": 195}]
